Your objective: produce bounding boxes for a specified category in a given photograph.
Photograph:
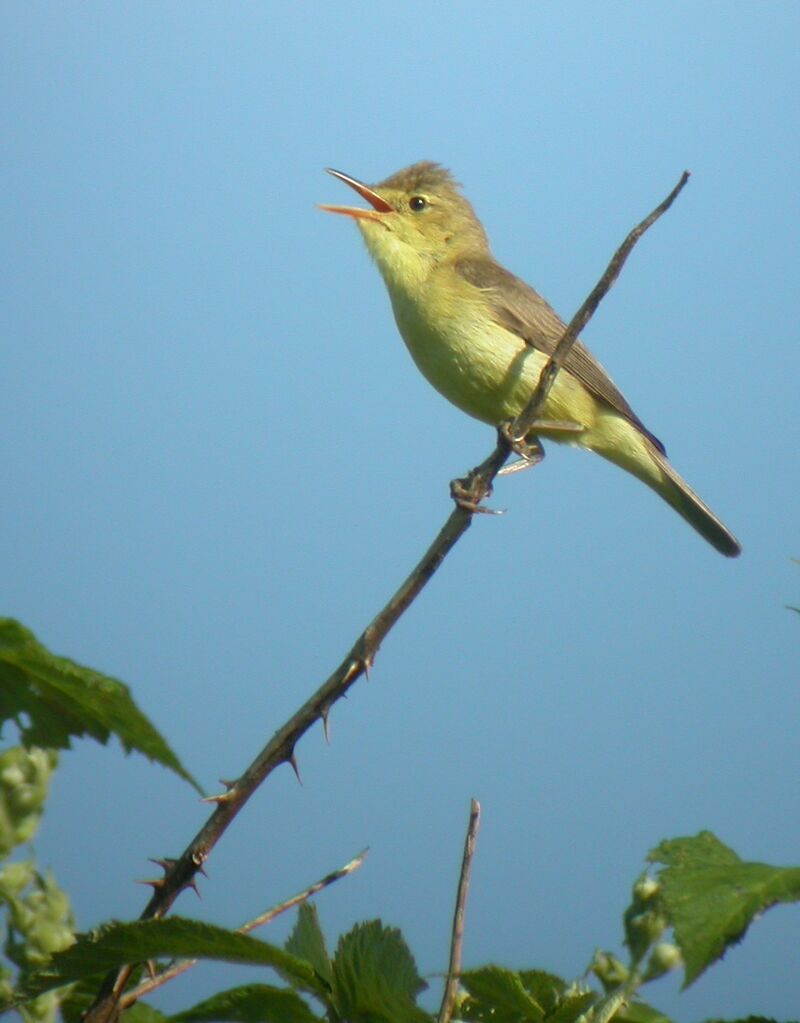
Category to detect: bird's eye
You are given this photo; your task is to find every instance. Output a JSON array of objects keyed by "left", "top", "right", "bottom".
[{"left": 409, "top": 195, "right": 428, "bottom": 212}]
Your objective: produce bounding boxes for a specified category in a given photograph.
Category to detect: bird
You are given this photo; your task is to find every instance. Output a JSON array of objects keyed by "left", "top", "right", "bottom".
[{"left": 320, "top": 162, "right": 740, "bottom": 557}]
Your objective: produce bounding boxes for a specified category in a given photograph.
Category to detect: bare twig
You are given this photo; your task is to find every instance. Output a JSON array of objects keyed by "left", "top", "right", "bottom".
[
  {"left": 439, "top": 799, "right": 481, "bottom": 1023},
  {"left": 512, "top": 171, "right": 690, "bottom": 441},
  {"left": 84, "top": 174, "right": 688, "bottom": 1023},
  {"left": 119, "top": 849, "right": 368, "bottom": 1009}
]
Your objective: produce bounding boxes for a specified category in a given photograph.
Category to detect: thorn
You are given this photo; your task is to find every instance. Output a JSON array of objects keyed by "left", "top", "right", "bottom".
[
  {"left": 146, "top": 960, "right": 158, "bottom": 980},
  {"left": 136, "top": 877, "right": 166, "bottom": 890},
  {"left": 288, "top": 750, "right": 303, "bottom": 785},
  {"left": 202, "top": 789, "right": 235, "bottom": 805},
  {"left": 219, "top": 777, "right": 238, "bottom": 791},
  {"left": 184, "top": 878, "right": 201, "bottom": 899},
  {"left": 149, "top": 857, "right": 177, "bottom": 873},
  {"left": 321, "top": 706, "right": 331, "bottom": 744},
  {"left": 342, "top": 660, "right": 360, "bottom": 685},
  {"left": 362, "top": 652, "right": 374, "bottom": 680}
]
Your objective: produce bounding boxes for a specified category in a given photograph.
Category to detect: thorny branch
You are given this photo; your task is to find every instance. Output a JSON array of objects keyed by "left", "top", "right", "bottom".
[
  {"left": 83, "top": 172, "right": 690, "bottom": 1023},
  {"left": 118, "top": 850, "right": 367, "bottom": 1008}
]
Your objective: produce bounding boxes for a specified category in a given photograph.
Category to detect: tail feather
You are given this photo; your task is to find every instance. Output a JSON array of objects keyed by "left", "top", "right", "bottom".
[
  {"left": 581, "top": 415, "right": 741, "bottom": 557},
  {"left": 653, "top": 455, "right": 741, "bottom": 557}
]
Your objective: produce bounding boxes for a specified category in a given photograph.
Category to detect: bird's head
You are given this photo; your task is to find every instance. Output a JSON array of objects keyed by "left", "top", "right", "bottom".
[{"left": 320, "top": 162, "right": 489, "bottom": 289}]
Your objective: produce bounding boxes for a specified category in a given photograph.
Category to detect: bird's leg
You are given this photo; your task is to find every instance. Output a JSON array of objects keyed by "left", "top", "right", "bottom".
[
  {"left": 525, "top": 419, "right": 585, "bottom": 437},
  {"left": 497, "top": 422, "right": 545, "bottom": 476},
  {"left": 450, "top": 413, "right": 586, "bottom": 510},
  {"left": 497, "top": 419, "right": 584, "bottom": 476},
  {"left": 498, "top": 436, "right": 544, "bottom": 476}
]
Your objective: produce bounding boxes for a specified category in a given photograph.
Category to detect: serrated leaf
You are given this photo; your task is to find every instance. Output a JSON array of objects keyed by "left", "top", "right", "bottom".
[
  {"left": 545, "top": 991, "right": 597, "bottom": 1023},
  {"left": 331, "top": 920, "right": 428, "bottom": 1023},
  {"left": 650, "top": 832, "right": 741, "bottom": 870},
  {"left": 10, "top": 918, "right": 316, "bottom": 1005},
  {"left": 169, "top": 983, "right": 318, "bottom": 1023},
  {"left": 0, "top": 619, "right": 201, "bottom": 793},
  {"left": 614, "top": 1001, "right": 674, "bottom": 1023},
  {"left": 285, "top": 904, "right": 332, "bottom": 988},
  {"left": 649, "top": 832, "right": 800, "bottom": 986},
  {"left": 517, "top": 969, "right": 567, "bottom": 1013},
  {"left": 460, "top": 966, "right": 544, "bottom": 1022}
]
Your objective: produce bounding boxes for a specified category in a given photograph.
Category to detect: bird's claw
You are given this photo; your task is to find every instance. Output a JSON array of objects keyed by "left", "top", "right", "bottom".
[
  {"left": 498, "top": 456, "right": 539, "bottom": 477},
  {"left": 450, "top": 476, "right": 505, "bottom": 515},
  {"left": 499, "top": 423, "right": 546, "bottom": 467}
]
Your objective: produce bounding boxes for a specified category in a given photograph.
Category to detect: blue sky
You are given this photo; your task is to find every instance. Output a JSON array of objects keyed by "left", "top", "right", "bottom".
[{"left": 2, "top": 3, "right": 799, "bottom": 1020}]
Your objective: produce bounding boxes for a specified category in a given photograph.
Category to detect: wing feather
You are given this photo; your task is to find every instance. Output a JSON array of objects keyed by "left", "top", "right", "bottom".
[{"left": 455, "top": 256, "right": 666, "bottom": 454}]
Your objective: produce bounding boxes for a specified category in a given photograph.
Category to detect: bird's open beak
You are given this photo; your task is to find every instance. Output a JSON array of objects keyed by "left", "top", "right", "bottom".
[{"left": 319, "top": 168, "right": 393, "bottom": 222}]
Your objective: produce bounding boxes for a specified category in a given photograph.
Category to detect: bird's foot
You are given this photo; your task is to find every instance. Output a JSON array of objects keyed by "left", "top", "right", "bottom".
[
  {"left": 498, "top": 425, "right": 545, "bottom": 474},
  {"left": 450, "top": 475, "right": 505, "bottom": 515},
  {"left": 498, "top": 455, "right": 540, "bottom": 477},
  {"left": 497, "top": 419, "right": 584, "bottom": 476}
]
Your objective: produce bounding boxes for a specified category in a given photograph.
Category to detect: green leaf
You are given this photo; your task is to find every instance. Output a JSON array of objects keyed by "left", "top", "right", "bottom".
[
  {"left": 57, "top": 976, "right": 123, "bottom": 1023},
  {"left": 614, "top": 1001, "right": 675, "bottom": 1023},
  {"left": 123, "top": 1004, "right": 171, "bottom": 1023},
  {"left": 702, "top": 1017, "right": 782, "bottom": 1023},
  {"left": 331, "top": 920, "right": 429, "bottom": 1023},
  {"left": 465, "top": 968, "right": 593, "bottom": 1023},
  {"left": 649, "top": 832, "right": 800, "bottom": 986},
  {"left": 169, "top": 984, "right": 318, "bottom": 1023},
  {"left": 545, "top": 991, "right": 597, "bottom": 1023},
  {"left": 460, "top": 966, "right": 545, "bottom": 1022},
  {"left": 517, "top": 969, "right": 567, "bottom": 1013},
  {"left": 0, "top": 619, "right": 201, "bottom": 793},
  {"left": 10, "top": 918, "right": 316, "bottom": 1005},
  {"left": 285, "top": 904, "right": 332, "bottom": 988},
  {"left": 58, "top": 971, "right": 151, "bottom": 1023}
]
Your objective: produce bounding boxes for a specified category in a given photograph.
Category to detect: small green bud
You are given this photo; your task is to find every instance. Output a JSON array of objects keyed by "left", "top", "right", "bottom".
[
  {"left": 644, "top": 941, "right": 682, "bottom": 981},
  {"left": 628, "top": 909, "right": 668, "bottom": 944},
  {"left": 0, "top": 861, "right": 36, "bottom": 897},
  {"left": 590, "top": 950, "right": 629, "bottom": 990},
  {"left": 632, "top": 874, "right": 660, "bottom": 903}
]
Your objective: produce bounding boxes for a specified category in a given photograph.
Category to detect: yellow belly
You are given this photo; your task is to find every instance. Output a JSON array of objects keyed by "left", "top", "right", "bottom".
[
  {"left": 389, "top": 284, "right": 598, "bottom": 431},
  {"left": 387, "top": 277, "right": 664, "bottom": 492}
]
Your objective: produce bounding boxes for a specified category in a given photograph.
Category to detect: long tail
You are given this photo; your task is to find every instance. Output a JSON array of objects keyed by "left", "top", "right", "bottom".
[
  {"left": 653, "top": 454, "right": 741, "bottom": 557},
  {"left": 581, "top": 415, "right": 741, "bottom": 557}
]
